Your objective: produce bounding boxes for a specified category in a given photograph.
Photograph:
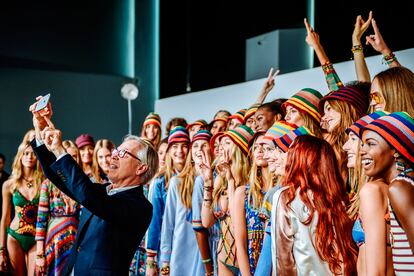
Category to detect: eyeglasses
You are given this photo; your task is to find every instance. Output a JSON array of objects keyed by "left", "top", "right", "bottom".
[
  {"left": 112, "top": 148, "right": 142, "bottom": 163},
  {"left": 370, "top": 91, "right": 383, "bottom": 104}
]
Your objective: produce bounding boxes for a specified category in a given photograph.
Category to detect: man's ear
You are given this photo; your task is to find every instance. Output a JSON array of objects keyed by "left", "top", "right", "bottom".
[{"left": 135, "top": 163, "right": 148, "bottom": 176}]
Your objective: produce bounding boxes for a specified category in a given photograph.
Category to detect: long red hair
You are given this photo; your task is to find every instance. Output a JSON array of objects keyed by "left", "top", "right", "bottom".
[{"left": 283, "top": 135, "right": 357, "bottom": 275}]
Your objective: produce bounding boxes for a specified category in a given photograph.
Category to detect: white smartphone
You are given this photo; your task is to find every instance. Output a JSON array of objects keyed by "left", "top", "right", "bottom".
[{"left": 34, "top": 94, "right": 51, "bottom": 112}]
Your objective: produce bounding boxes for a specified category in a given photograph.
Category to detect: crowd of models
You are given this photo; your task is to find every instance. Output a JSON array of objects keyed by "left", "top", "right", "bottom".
[{"left": 1, "top": 12, "right": 414, "bottom": 276}]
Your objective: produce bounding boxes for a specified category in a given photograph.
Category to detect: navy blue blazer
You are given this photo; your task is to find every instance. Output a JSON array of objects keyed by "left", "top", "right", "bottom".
[{"left": 32, "top": 141, "right": 153, "bottom": 276}]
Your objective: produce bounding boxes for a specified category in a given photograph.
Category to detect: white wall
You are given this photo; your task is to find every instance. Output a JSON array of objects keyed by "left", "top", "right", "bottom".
[{"left": 155, "top": 48, "right": 414, "bottom": 134}]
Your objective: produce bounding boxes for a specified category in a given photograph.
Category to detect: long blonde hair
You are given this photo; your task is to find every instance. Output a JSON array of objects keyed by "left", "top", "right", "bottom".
[
  {"left": 347, "top": 139, "right": 369, "bottom": 219},
  {"left": 63, "top": 140, "right": 80, "bottom": 163},
  {"left": 141, "top": 124, "right": 162, "bottom": 149},
  {"left": 302, "top": 113, "right": 323, "bottom": 138},
  {"left": 92, "top": 139, "right": 115, "bottom": 184},
  {"left": 374, "top": 67, "right": 414, "bottom": 117},
  {"left": 324, "top": 100, "right": 360, "bottom": 181},
  {"left": 212, "top": 146, "right": 250, "bottom": 207},
  {"left": 248, "top": 134, "right": 271, "bottom": 210},
  {"left": 164, "top": 146, "right": 189, "bottom": 189},
  {"left": 177, "top": 150, "right": 195, "bottom": 209},
  {"left": 10, "top": 139, "right": 44, "bottom": 192}
]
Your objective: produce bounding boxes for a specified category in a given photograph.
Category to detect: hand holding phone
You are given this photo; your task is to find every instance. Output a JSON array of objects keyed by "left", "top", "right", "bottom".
[{"left": 34, "top": 93, "right": 51, "bottom": 112}]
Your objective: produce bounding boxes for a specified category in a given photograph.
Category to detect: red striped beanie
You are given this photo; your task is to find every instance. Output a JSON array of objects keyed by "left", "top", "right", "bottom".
[
  {"left": 143, "top": 112, "right": 161, "bottom": 128},
  {"left": 319, "top": 86, "right": 370, "bottom": 117},
  {"left": 186, "top": 119, "right": 208, "bottom": 130},
  {"left": 222, "top": 125, "right": 254, "bottom": 156},
  {"left": 228, "top": 109, "right": 247, "bottom": 124},
  {"left": 273, "top": 126, "right": 313, "bottom": 153},
  {"left": 167, "top": 126, "right": 190, "bottom": 150},
  {"left": 363, "top": 112, "right": 414, "bottom": 163},
  {"left": 282, "top": 88, "right": 323, "bottom": 122},
  {"left": 346, "top": 111, "right": 389, "bottom": 139}
]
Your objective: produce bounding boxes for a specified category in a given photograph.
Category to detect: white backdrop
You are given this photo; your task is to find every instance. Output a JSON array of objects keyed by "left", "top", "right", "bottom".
[{"left": 155, "top": 48, "right": 414, "bottom": 135}]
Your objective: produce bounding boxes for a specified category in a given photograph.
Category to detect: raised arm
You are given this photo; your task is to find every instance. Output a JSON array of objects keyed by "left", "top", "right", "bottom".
[
  {"left": 254, "top": 68, "right": 280, "bottom": 105},
  {"left": 304, "top": 18, "right": 343, "bottom": 91},
  {"left": 366, "top": 18, "right": 401, "bottom": 67},
  {"left": 352, "top": 11, "right": 372, "bottom": 82},
  {"left": 199, "top": 151, "right": 217, "bottom": 228}
]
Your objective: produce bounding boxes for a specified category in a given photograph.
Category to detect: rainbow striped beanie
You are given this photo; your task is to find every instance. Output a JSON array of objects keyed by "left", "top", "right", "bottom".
[
  {"left": 191, "top": 130, "right": 212, "bottom": 143},
  {"left": 167, "top": 126, "right": 190, "bottom": 150},
  {"left": 263, "top": 121, "right": 297, "bottom": 144},
  {"left": 282, "top": 88, "right": 323, "bottom": 122},
  {"left": 222, "top": 125, "right": 254, "bottom": 156},
  {"left": 363, "top": 112, "right": 414, "bottom": 163},
  {"left": 143, "top": 112, "right": 161, "bottom": 128},
  {"left": 346, "top": 111, "right": 389, "bottom": 139},
  {"left": 273, "top": 126, "right": 313, "bottom": 153},
  {"left": 319, "top": 86, "right": 370, "bottom": 117}
]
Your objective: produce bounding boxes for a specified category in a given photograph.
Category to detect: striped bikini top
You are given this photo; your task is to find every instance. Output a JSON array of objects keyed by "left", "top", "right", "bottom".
[{"left": 389, "top": 173, "right": 414, "bottom": 275}]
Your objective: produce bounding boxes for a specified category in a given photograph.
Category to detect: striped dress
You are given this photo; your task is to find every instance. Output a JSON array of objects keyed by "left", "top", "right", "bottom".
[
  {"left": 389, "top": 174, "right": 414, "bottom": 275},
  {"left": 35, "top": 180, "right": 80, "bottom": 276}
]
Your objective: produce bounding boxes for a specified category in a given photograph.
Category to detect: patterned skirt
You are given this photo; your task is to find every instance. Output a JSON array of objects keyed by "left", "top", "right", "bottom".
[{"left": 45, "top": 216, "right": 78, "bottom": 276}]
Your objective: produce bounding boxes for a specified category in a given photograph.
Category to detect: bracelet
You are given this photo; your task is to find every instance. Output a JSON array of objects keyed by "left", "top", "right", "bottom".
[
  {"left": 203, "top": 186, "right": 213, "bottom": 192},
  {"left": 36, "top": 253, "right": 45, "bottom": 259},
  {"left": 383, "top": 52, "right": 397, "bottom": 65},
  {"left": 160, "top": 265, "right": 170, "bottom": 275},
  {"left": 202, "top": 258, "right": 212, "bottom": 264},
  {"left": 321, "top": 61, "right": 334, "bottom": 74},
  {"left": 146, "top": 259, "right": 158, "bottom": 269},
  {"left": 203, "top": 198, "right": 212, "bottom": 202},
  {"left": 351, "top": 44, "right": 363, "bottom": 54}
]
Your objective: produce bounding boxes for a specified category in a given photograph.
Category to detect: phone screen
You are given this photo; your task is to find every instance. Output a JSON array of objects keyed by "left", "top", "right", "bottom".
[{"left": 34, "top": 94, "right": 51, "bottom": 112}]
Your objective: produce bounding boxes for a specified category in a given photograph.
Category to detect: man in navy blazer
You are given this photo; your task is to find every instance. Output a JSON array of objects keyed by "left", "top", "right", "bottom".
[{"left": 30, "top": 102, "right": 158, "bottom": 275}]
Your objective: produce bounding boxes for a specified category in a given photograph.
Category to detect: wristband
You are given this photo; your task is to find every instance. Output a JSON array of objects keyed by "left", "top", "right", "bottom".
[
  {"left": 351, "top": 44, "right": 363, "bottom": 54},
  {"left": 146, "top": 259, "right": 158, "bottom": 269},
  {"left": 382, "top": 52, "right": 397, "bottom": 65},
  {"left": 202, "top": 258, "right": 212, "bottom": 264}
]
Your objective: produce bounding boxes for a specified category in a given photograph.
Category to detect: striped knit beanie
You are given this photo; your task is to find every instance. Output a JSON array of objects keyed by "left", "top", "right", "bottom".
[
  {"left": 222, "top": 125, "right": 254, "bottom": 156},
  {"left": 319, "top": 86, "right": 370, "bottom": 117},
  {"left": 167, "top": 126, "right": 190, "bottom": 150},
  {"left": 282, "top": 88, "right": 323, "bottom": 122},
  {"left": 244, "top": 104, "right": 260, "bottom": 121},
  {"left": 263, "top": 121, "right": 297, "bottom": 145},
  {"left": 346, "top": 111, "right": 389, "bottom": 139},
  {"left": 187, "top": 119, "right": 208, "bottom": 130},
  {"left": 192, "top": 130, "right": 212, "bottom": 143},
  {"left": 228, "top": 109, "right": 247, "bottom": 124},
  {"left": 209, "top": 117, "right": 228, "bottom": 126},
  {"left": 273, "top": 126, "right": 313, "bottom": 153},
  {"left": 143, "top": 112, "right": 161, "bottom": 128},
  {"left": 363, "top": 112, "right": 414, "bottom": 163}
]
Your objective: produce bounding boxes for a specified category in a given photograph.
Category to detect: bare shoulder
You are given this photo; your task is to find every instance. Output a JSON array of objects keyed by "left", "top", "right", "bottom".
[
  {"left": 360, "top": 179, "right": 387, "bottom": 202},
  {"left": 390, "top": 177, "right": 414, "bottom": 192},
  {"left": 2, "top": 178, "right": 15, "bottom": 194}
]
